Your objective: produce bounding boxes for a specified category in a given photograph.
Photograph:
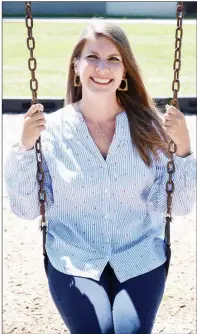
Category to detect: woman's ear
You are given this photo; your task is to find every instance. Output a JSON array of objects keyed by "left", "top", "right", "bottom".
[{"left": 73, "top": 57, "right": 78, "bottom": 74}]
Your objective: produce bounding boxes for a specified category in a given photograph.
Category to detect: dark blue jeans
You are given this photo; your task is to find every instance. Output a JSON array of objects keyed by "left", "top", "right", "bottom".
[{"left": 45, "top": 258, "right": 166, "bottom": 334}]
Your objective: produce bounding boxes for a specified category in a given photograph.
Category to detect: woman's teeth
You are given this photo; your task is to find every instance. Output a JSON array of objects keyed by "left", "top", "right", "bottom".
[{"left": 91, "top": 77, "right": 112, "bottom": 84}]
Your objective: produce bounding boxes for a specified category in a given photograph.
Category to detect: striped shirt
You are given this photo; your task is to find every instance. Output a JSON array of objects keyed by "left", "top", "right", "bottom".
[{"left": 4, "top": 104, "right": 196, "bottom": 282}]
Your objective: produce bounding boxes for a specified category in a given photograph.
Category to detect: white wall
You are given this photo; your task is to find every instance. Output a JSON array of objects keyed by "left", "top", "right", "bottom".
[{"left": 106, "top": 2, "right": 178, "bottom": 18}]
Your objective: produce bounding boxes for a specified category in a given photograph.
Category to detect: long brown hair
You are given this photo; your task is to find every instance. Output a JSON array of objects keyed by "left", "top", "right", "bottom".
[{"left": 66, "top": 19, "right": 169, "bottom": 166}]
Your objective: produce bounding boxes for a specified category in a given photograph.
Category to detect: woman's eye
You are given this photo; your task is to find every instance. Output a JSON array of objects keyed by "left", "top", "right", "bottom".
[
  {"left": 87, "top": 55, "right": 120, "bottom": 61},
  {"left": 109, "top": 57, "right": 120, "bottom": 61},
  {"left": 87, "top": 55, "right": 98, "bottom": 59}
]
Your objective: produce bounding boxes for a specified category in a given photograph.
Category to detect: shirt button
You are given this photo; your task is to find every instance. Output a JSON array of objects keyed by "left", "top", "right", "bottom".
[
  {"left": 104, "top": 188, "right": 108, "bottom": 194},
  {"left": 104, "top": 215, "right": 108, "bottom": 219},
  {"left": 106, "top": 238, "right": 110, "bottom": 243}
]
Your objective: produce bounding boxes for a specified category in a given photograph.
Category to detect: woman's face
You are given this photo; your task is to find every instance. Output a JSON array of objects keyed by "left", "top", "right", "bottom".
[{"left": 74, "top": 36, "right": 126, "bottom": 96}]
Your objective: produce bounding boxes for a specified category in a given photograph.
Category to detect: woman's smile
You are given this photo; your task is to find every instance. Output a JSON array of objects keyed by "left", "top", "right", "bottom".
[{"left": 90, "top": 76, "right": 113, "bottom": 85}]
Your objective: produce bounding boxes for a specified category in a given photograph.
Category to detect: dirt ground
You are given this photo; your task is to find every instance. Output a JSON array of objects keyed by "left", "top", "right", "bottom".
[{"left": 3, "top": 114, "right": 196, "bottom": 334}]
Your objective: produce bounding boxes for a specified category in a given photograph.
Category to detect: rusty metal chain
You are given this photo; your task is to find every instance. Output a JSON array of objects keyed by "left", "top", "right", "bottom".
[
  {"left": 165, "top": 2, "right": 184, "bottom": 247},
  {"left": 25, "top": 2, "right": 47, "bottom": 254}
]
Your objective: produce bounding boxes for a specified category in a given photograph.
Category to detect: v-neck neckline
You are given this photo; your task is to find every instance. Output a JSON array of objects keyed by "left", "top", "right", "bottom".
[
  {"left": 64, "top": 104, "right": 129, "bottom": 164},
  {"left": 80, "top": 114, "right": 117, "bottom": 163},
  {"left": 76, "top": 107, "right": 127, "bottom": 163}
]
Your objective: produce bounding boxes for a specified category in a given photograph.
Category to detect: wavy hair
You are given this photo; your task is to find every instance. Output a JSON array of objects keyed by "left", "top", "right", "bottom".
[{"left": 66, "top": 19, "right": 169, "bottom": 166}]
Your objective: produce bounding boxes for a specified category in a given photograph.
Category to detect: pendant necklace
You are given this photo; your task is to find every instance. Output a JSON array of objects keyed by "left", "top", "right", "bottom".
[{"left": 77, "top": 101, "right": 121, "bottom": 137}]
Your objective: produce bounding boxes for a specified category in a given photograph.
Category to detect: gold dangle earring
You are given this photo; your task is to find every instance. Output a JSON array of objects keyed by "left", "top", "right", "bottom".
[
  {"left": 73, "top": 57, "right": 81, "bottom": 87},
  {"left": 118, "top": 78, "right": 128, "bottom": 91},
  {"left": 74, "top": 73, "right": 81, "bottom": 87}
]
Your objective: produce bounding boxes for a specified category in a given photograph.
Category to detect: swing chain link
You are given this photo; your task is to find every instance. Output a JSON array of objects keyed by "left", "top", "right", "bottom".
[
  {"left": 165, "top": 1, "right": 184, "bottom": 247},
  {"left": 25, "top": 2, "right": 47, "bottom": 233},
  {"left": 172, "top": 2, "right": 184, "bottom": 104}
]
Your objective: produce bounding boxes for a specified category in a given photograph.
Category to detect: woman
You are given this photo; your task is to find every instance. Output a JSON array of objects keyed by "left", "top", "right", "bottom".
[{"left": 5, "top": 20, "right": 196, "bottom": 334}]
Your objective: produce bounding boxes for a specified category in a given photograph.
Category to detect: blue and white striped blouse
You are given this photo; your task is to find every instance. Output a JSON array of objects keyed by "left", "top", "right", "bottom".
[{"left": 4, "top": 104, "right": 196, "bottom": 282}]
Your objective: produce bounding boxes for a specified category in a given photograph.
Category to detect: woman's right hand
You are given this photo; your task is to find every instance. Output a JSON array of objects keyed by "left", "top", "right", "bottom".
[{"left": 20, "top": 103, "right": 46, "bottom": 151}]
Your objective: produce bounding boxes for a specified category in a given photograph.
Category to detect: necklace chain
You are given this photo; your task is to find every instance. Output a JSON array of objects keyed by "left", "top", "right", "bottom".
[
  {"left": 77, "top": 101, "right": 122, "bottom": 136},
  {"left": 96, "top": 129, "right": 102, "bottom": 136}
]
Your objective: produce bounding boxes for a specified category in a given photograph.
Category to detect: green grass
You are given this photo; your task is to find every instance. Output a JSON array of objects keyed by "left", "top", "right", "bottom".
[{"left": 3, "top": 21, "right": 196, "bottom": 98}]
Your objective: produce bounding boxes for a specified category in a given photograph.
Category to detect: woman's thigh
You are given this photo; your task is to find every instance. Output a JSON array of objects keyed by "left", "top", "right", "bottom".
[
  {"left": 111, "top": 262, "right": 166, "bottom": 334},
  {"left": 46, "top": 259, "right": 114, "bottom": 334}
]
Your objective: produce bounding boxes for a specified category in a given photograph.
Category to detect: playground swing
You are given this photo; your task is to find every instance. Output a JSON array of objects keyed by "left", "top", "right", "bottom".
[{"left": 24, "top": 1, "right": 184, "bottom": 279}]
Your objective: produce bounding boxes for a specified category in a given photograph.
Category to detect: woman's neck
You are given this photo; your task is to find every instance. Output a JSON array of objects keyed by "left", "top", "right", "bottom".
[{"left": 77, "top": 96, "right": 124, "bottom": 124}]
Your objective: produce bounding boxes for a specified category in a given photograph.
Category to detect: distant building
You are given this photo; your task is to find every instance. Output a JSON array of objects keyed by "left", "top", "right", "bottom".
[
  {"left": 2, "top": 1, "right": 179, "bottom": 18},
  {"left": 106, "top": 2, "right": 177, "bottom": 18}
]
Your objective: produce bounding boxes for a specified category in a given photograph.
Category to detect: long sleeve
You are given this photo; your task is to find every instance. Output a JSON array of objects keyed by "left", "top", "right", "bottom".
[
  {"left": 146, "top": 151, "right": 196, "bottom": 216},
  {"left": 4, "top": 143, "right": 54, "bottom": 220}
]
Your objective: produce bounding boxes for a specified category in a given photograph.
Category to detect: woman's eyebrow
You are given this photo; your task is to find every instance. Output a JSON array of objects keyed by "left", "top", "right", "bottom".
[{"left": 87, "top": 51, "right": 121, "bottom": 57}]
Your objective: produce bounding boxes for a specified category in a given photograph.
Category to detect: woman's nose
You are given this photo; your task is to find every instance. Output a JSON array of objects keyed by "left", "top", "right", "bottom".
[{"left": 96, "top": 60, "right": 110, "bottom": 72}]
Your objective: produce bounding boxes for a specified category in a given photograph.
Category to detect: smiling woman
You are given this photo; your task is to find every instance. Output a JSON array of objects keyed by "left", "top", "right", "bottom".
[
  {"left": 4, "top": 9, "right": 196, "bottom": 334},
  {"left": 67, "top": 19, "right": 170, "bottom": 166},
  {"left": 74, "top": 38, "right": 124, "bottom": 91}
]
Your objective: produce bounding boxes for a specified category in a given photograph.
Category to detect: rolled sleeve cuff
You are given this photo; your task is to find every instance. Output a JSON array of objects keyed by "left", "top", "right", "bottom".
[
  {"left": 12, "top": 143, "right": 36, "bottom": 155},
  {"left": 174, "top": 152, "right": 196, "bottom": 168}
]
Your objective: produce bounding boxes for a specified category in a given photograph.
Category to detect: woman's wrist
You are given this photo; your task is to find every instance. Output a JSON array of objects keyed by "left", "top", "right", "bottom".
[
  {"left": 175, "top": 144, "right": 192, "bottom": 157},
  {"left": 18, "top": 142, "right": 34, "bottom": 152}
]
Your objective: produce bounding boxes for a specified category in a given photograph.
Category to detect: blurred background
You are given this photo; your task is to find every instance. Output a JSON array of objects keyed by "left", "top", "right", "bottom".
[
  {"left": 2, "top": 1, "right": 197, "bottom": 18},
  {"left": 2, "top": 1, "right": 197, "bottom": 106}
]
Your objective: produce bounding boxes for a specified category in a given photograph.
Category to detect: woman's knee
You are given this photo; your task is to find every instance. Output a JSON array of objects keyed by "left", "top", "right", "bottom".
[
  {"left": 113, "top": 320, "right": 154, "bottom": 334},
  {"left": 47, "top": 261, "right": 114, "bottom": 334},
  {"left": 112, "top": 263, "right": 166, "bottom": 334},
  {"left": 112, "top": 295, "right": 154, "bottom": 334}
]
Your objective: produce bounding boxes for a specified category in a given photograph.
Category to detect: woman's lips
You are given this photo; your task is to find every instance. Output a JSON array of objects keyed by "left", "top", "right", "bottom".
[{"left": 90, "top": 77, "right": 113, "bottom": 85}]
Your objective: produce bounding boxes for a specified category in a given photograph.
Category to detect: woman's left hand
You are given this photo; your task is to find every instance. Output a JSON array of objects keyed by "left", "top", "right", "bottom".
[{"left": 163, "top": 104, "right": 191, "bottom": 156}]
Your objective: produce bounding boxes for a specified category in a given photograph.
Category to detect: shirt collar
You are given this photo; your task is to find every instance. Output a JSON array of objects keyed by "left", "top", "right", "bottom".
[{"left": 62, "top": 105, "right": 130, "bottom": 142}]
